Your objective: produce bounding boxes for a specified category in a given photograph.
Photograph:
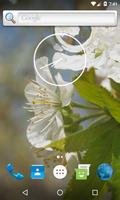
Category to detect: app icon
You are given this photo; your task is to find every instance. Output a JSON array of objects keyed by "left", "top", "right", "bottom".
[
  {"left": 97, "top": 163, "right": 113, "bottom": 181},
  {"left": 53, "top": 165, "right": 67, "bottom": 179},
  {"left": 30, "top": 165, "right": 45, "bottom": 179},
  {"left": 75, "top": 164, "right": 91, "bottom": 180},
  {"left": 6, "top": 163, "right": 24, "bottom": 180}
]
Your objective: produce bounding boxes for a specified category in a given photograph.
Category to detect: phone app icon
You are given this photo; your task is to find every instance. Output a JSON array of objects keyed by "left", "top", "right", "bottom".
[
  {"left": 75, "top": 164, "right": 91, "bottom": 180},
  {"left": 6, "top": 163, "right": 24, "bottom": 180},
  {"left": 30, "top": 165, "right": 45, "bottom": 179}
]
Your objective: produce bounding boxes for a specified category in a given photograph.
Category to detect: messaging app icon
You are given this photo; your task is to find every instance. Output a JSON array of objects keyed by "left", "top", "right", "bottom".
[
  {"left": 75, "top": 164, "right": 90, "bottom": 180},
  {"left": 76, "top": 168, "right": 88, "bottom": 180}
]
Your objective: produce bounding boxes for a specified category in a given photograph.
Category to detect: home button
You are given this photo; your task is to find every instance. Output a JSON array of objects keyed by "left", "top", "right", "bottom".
[{"left": 57, "top": 189, "right": 64, "bottom": 196}]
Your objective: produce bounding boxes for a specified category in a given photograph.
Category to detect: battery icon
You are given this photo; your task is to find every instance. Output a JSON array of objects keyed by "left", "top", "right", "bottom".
[{"left": 103, "top": 1, "right": 108, "bottom": 6}]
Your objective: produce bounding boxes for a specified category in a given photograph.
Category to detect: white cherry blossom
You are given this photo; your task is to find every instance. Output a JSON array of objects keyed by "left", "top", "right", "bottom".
[
  {"left": 25, "top": 57, "right": 73, "bottom": 148},
  {"left": 54, "top": 11, "right": 120, "bottom": 84}
]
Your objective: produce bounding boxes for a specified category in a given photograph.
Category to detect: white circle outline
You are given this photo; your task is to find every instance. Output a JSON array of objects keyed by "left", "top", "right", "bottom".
[
  {"left": 33, "top": 33, "right": 87, "bottom": 87},
  {"left": 57, "top": 189, "right": 64, "bottom": 196}
]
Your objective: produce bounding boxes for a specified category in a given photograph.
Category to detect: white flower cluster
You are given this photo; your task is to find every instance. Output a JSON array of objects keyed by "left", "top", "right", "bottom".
[{"left": 54, "top": 23, "right": 120, "bottom": 89}]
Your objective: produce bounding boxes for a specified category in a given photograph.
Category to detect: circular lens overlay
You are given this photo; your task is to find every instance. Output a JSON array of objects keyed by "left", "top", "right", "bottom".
[{"left": 33, "top": 33, "right": 86, "bottom": 87}]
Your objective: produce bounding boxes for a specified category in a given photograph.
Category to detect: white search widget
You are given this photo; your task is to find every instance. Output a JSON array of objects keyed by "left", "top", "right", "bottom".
[{"left": 3, "top": 10, "right": 117, "bottom": 26}]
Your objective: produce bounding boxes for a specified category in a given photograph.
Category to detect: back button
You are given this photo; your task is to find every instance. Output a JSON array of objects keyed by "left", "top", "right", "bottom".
[{"left": 22, "top": 189, "right": 29, "bottom": 196}]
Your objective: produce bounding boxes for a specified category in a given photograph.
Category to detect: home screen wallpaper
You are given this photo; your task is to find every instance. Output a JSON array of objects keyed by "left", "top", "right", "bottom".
[{"left": 0, "top": 0, "right": 120, "bottom": 200}]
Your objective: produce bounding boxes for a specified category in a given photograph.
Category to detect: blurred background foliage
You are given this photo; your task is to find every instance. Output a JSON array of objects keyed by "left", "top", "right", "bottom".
[{"left": 0, "top": 25, "right": 56, "bottom": 199}]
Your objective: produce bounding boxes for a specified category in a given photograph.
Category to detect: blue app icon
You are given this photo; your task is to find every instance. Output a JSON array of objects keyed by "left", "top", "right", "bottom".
[
  {"left": 30, "top": 165, "right": 45, "bottom": 179},
  {"left": 6, "top": 163, "right": 24, "bottom": 180},
  {"left": 97, "top": 163, "right": 113, "bottom": 181}
]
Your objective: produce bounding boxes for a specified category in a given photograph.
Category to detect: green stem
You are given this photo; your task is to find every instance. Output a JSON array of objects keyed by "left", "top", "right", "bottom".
[
  {"left": 75, "top": 112, "right": 105, "bottom": 123},
  {"left": 71, "top": 101, "right": 100, "bottom": 110},
  {"left": 64, "top": 112, "right": 106, "bottom": 128}
]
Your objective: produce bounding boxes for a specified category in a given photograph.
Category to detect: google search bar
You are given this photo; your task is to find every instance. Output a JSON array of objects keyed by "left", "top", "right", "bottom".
[{"left": 3, "top": 10, "right": 117, "bottom": 26}]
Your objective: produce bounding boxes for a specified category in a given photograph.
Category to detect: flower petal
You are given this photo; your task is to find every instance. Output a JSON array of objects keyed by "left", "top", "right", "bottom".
[
  {"left": 35, "top": 57, "right": 56, "bottom": 91},
  {"left": 55, "top": 73, "right": 74, "bottom": 106},
  {"left": 27, "top": 112, "right": 64, "bottom": 148},
  {"left": 109, "top": 44, "right": 120, "bottom": 62},
  {"left": 53, "top": 52, "right": 85, "bottom": 71},
  {"left": 55, "top": 26, "right": 80, "bottom": 36}
]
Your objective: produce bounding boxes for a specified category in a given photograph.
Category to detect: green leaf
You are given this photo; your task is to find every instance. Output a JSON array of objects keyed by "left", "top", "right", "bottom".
[
  {"left": 95, "top": 48, "right": 103, "bottom": 58},
  {"left": 74, "top": 69, "right": 120, "bottom": 123},
  {"left": 63, "top": 119, "right": 120, "bottom": 200},
  {"left": 110, "top": 78, "right": 120, "bottom": 99},
  {"left": 101, "top": 87, "right": 120, "bottom": 123},
  {"left": 74, "top": 69, "right": 105, "bottom": 108},
  {"left": 62, "top": 106, "right": 82, "bottom": 135},
  {"left": 81, "top": 68, "right": 96, "bottom": 84},
  {"left": 110, "top": 156, "right": 120, "bottom": 200},
  {"left": 50, "top": 118, "right": 116, "bottom": 152}
]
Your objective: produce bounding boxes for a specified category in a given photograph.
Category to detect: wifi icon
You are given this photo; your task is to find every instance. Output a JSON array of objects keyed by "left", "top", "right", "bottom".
[{"left": 91, "top": 1, "right": 97, "bottom": 6}]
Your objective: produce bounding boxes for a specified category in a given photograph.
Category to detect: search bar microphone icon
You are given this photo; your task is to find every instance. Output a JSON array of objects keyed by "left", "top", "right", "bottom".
[{"left": 5, "top": 12, "right": 16, "bottom": 24}]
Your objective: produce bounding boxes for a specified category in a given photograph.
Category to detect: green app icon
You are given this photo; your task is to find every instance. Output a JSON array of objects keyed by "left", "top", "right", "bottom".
[
  {"left": 75, "top": 168, "right": 88, "bottom": 180},
  {"left": 75, "top": 164, "right": 91, "bottom": 180}
]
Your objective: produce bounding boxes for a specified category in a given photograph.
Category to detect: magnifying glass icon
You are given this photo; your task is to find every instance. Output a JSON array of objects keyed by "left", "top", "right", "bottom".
[{"left": 5, "top": 12, "right": 16, "bottom": 24}]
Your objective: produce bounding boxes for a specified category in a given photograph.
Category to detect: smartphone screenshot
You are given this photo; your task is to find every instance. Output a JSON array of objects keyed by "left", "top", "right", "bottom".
[{"left": 0, "top": 0, "right": 120, "bottom": 199}]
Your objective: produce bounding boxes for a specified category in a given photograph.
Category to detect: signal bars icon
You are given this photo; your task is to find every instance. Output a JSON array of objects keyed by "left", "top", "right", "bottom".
[
  {"left": 97, "top": 2, "right": 101, "bottom": 6},
  {"left": 91, "top": 1, "right": 102, "bottom": 7}
]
